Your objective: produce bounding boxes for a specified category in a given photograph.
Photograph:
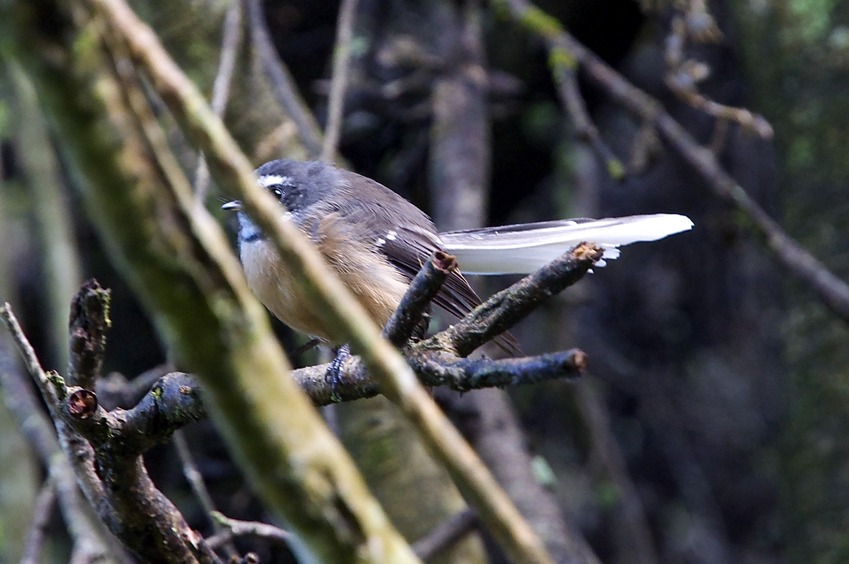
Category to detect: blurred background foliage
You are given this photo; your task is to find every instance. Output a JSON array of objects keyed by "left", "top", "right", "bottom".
[{"left": 1, "top": 0, "right": 849, "bottom": 562}]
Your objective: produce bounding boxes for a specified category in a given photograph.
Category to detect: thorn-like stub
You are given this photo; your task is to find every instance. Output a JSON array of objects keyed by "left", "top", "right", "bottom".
[
  {"left": 68, "top": 388, "right": 98, "bottom": 419},
  {"left": 433, "top": 251, "right": 458, "bottom": 273},
  {"left": 572, "top": 242, "right": 604, "bottom": 262},
  {"left": 573, "top": 350, "right": 587, "bottom": 372}
]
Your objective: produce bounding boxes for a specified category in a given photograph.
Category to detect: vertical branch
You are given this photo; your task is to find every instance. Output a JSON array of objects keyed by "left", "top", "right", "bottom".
[
  {"left": 67, "top": 280, "right": 111, "bottom": 390},
  {"left": 321, "top": 0, "right": 359, "bottom": 162},
  {"left": 429, "top": 0, "right": 490, "bottom": 231}
]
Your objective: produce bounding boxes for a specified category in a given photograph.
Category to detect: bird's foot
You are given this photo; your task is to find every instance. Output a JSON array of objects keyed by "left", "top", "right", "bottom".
[{"left": 325, "top": 344, "right": 350, "bottom": 402}]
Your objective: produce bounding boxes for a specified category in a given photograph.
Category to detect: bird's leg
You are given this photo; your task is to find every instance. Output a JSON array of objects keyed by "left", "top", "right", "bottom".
[
  {"left": 325, "top": 343, "right": 350, "bottom": 402},
  {"left": 291, "top": 337, "right": 322, "bottom": 360}
]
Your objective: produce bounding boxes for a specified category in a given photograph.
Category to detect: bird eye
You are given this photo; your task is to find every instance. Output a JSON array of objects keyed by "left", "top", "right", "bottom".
[{"left": 269, "top": 186, "right": 283, "bottom": 199}]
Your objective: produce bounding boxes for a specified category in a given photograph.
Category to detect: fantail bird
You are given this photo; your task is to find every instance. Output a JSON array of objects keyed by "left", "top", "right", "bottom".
[{"left": 222, "top": 160, "right": 693, "bottom": 353}]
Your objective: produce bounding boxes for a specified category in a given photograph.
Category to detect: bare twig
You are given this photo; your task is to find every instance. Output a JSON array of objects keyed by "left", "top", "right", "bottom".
[
  {"left": 552, "top": 62, "right": 626, "bottom": 180},
  {"left": 61, "top": 383, "right": 213, "bottom": 562},
  {"left": 64, "top": 373, "right": 206, "bottom": 452},
  {"left": 20, "top": 478, "right": 57, "bottom": 564},
  {"left": 382, "top": 251, "right": 456, "bottom": 348},
  {"left": 412, "top": 509, "right": 478, "bottom": 561},
  {"left": 410, "top": 348, "right": 585, "bottom": 389},
  {"left": 321, "top": 0, "right": 359, "bottom": 162},
  {"left": 662, "top": 6, "right": 771, "bottom": 139},
  {"left": 246, "top": 0, "right": 323, "bottom": 157},
  {"left": 290, "top": 347, "right": 585, "bottom": 405},
  {"left": 173, "top": 431, "right": 239, "bottom": 559},
  {"left": 206, "top": 514, "right": 290, "bottom": 550},
  {"left": 433, "top": 243, "right": 603, "bottom": 357},
  {"left": 140, "top": 345, "right": 584, "bottom": 411},
  {"left": 194, "top": 2, "right": 244, "bottom": 203},
  {"left": 5, "top": 288, "right": 215, "bottom": 564},
  {"left": 496, "top": 0, "right": 849, "bottom": 324},
  {"left": 1, "top": 304, "right": 65, "bottom": 404},
  {"left": 6, "top": 275, "right": 217, "bottom": 563}
]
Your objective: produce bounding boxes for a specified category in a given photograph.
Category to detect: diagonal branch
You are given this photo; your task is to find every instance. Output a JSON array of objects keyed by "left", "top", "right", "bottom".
[
  {"left": 246, "top": 0, "right": 323, "bottom": 157},
  {"left": 551, "top": 60, "right": 625, "bottom": 180},
  {"left": 432, "top": 243, "right": 602, "bottom": 357}
]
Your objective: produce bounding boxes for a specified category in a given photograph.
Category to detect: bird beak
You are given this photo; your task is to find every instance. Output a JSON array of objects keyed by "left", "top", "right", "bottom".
[{"left": 221, "top": 200, "right": 242, "bottom": 211}]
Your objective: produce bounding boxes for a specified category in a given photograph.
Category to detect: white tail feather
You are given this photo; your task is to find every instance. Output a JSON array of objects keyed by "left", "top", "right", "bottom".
[{"left": 439, "top": 213, "right": 693, "bottom": 275}]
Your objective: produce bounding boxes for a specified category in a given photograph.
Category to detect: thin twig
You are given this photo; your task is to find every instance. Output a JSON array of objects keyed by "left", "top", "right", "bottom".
[
  {"left": 1, "top": 303, "right": 63, "bottom": 402},
  {"left": 194, "top": 2, "right": 243, "bottom": 203},
  {"left": 321, "top": 0, "right": 359, "bottom": 162},
  {"left": 206, "top": 513, "right": 290, "bottom": 549},
  {"left": 662, "top": 8, "right": 771, "bottom": 139},
  {"left": 289, "top": 347, "right": 586, "bottom": 405},
  {"left": 173, "top": 431, "right": 239, "bottom": 558},
  {"left": 8, "top": 282, "right": 211, "bottom": 562},
  {"left": 411, "top": 509, "right": 478, "bottom": 561},
  {"left": 20, "top": 478, "right": 58, "bottom": 564},
  {"left": 551, "top": 63, "right": 625, "bottom": 180}
]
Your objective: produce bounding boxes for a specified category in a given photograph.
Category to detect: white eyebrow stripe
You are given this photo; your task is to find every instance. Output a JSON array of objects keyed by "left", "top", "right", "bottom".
[{"left": 258, "top": 174, "right": 290, "bottom": 187}]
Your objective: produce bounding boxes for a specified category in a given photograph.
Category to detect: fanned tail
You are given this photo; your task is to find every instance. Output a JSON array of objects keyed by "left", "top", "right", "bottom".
[{"left": 439, "top": 214, "right": 693, "bottom": 275}]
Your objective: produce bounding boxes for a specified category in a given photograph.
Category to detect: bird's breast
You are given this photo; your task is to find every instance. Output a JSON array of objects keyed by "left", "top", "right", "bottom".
[
  {"left": 240, "top": 240, "right": 332, "bottom": 339},
  {"left": 239, "top": 230, "right": 410, "bottom": 343}
]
